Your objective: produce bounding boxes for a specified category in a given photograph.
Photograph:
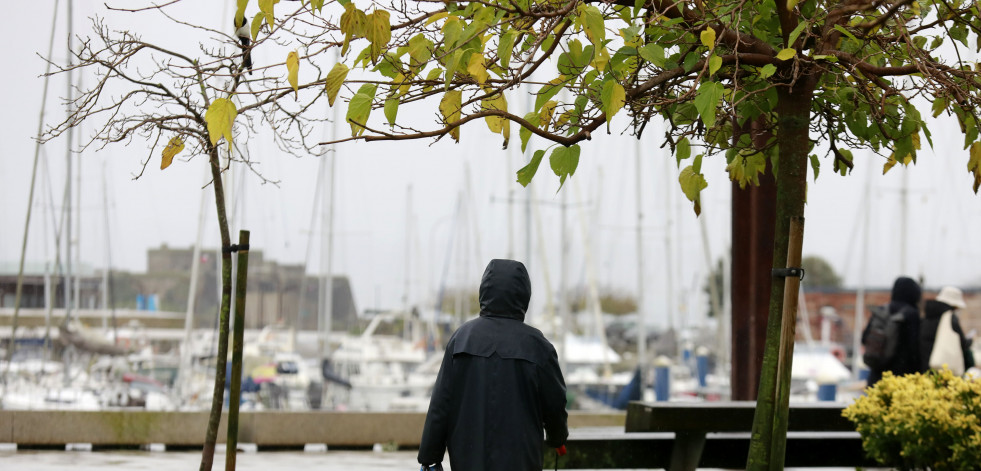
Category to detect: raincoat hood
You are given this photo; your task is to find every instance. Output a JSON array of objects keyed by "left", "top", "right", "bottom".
[
  {"left": 891, "top": 276, "right": 922, "bottom": 307},
  {"left": 478, "top": 259, "right": 531, "bottom": 321}
]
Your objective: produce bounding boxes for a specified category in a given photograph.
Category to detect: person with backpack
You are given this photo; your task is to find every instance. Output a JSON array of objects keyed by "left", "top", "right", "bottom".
[
  {"left": 919, "top": 286, "right": 975, "bottom": 375},
  {"left": 417, "top": 259, "right": 568, "bottom": 471},
  {"left": 862, "top": 276, "right": 922, "bottom": 387}
]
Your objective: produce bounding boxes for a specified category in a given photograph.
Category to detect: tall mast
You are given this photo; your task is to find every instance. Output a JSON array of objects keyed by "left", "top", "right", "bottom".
[
  {"left": 2, "top": 0, "right": 62, "bottom": 378},
  {"left": 635, "top": 137, "right": 648, "bottom": 387},
  {"left": 63, "top": 0, "right": 74, "bottom": 322}
]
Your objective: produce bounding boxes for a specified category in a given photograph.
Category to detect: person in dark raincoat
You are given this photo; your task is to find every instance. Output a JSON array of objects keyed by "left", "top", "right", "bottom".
[
  {"left": 863, "top": 276, "right": 922, "bottom": 387},
  {"left": 418, "top": 259, "right": 568, "bottom": 471}
]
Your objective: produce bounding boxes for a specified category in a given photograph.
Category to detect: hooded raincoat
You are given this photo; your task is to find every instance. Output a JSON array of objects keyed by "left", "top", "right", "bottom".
[
  {"left": 418, "top": 259, "right": 568, "bottom": 471},
  {"left": 863, "top": 276, "right": 922, "bottom": 386}
]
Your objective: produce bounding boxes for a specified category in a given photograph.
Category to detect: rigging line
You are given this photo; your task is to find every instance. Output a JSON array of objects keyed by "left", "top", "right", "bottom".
[{"left": 3, "top": 0, "right": 62, "bottom": 396}]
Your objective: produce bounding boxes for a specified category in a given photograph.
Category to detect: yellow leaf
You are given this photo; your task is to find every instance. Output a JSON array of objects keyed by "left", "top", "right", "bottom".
[
  {"left": 970, "top": 142, "right": 981, "bottom": 193},
  {"left": 286, "top": 51, "right": 299, "bottom": 97},
  {"left": 787, "top": 0, "right": 800, "bottom": 10},
  {"left": 439, "top": 90, "right": 462, "bottom": 142},
  {"left": 591, "top": 46, "right": 610, "bottom": 73},
  {"left": 482, "top": 92, "right": 509, "bottom": 140},
  {"left": 700, "top": 28, "right": 716, "bottom": 50},
  {"left": 258, "top": 0, "right": 279, "bottom": 29},
  {"left": 776, "top": 48, "right": 796, "bottom": 61},
  {"left": 467, "top": 54, "right": 489, "bottom": 84},
  {"left": 365, "top": 10, "right": 391, "bottom": 48},
  {"left": 883, "top": 155, "right": 898, "bottom": 174},
  {"left": 161, "top": 136, "right": 184, "bottom": 170},
  {"left": 425, "top": 12, "right": 449, "bottom": 26},
  {"left": 324, "top": 63, "right": 349, "bottom": 107},
  {"left": 539, "top": 100, "right": 557, "bottom": 132},
  {"left": 205, "top": 98, "right": 238, "bottom": 151}
]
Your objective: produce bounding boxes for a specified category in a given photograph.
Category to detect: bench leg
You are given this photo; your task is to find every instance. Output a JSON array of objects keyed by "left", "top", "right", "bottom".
[{"left": 669, "top": 432, "right": 706, "bottom": 471}]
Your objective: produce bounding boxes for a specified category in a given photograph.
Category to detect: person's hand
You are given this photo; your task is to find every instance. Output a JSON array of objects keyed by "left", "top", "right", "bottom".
[{"left": 556, "top": 445, "right": 567, "bottom": 456}]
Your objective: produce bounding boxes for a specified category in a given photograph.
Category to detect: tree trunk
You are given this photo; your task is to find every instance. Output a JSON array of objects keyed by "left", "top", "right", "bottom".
[
  {"left": 745, "top": 84, "right": 812, "bottom": 471},
  {"left": 730, "top": 118, "right": 777, "bottom": 401},
  {"left": 200, "top": 145, "right": 233, "bottom": 471},
  {"left": 226, "top": 230, "right": 250, "bottom": 471}
]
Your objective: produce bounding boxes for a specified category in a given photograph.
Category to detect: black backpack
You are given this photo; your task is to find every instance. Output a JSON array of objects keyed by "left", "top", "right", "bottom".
[{"left": 862, "top": 305, "right": 904, "bottom": 370}]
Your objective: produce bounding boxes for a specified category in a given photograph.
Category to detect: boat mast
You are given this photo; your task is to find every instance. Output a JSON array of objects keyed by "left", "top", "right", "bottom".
[
  {"left": 320, "top": 81, "right": 338, "bottom": 361},
  {"left": 852, "top": 162, "right": 874, "bottom": 379},
  {"left": 63, "top": 0, "right": 74, "bottom": 324},
  {"left": 2, "top": 0, "right": 61, "bottom": 380},
  {"left": 635, "top": 137, "right": 647, "bottom": 387}
]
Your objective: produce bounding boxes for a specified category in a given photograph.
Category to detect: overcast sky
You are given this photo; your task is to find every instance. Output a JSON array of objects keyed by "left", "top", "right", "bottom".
[{"left": 3, "top": 1, "right": 981, "bottom": 331}]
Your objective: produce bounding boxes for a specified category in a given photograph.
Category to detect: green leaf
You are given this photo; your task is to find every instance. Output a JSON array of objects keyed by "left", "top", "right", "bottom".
[
  {"left": 384, "top": 96, "right": 399, "bottom": 125},
  {"left": 310, "top": 0, "right": 324, "bottom": 12},
  {"left": 517, "top": 149, "right": 546, "bottom": 187},
  {"left": 423, "top": 68, "right": 442, "bottom": 92},
  {"left": 324, "top": 63, "right": 350, "bottom": 107},
  {"left": 439, "top": 90, "right": 462, "bottom": 142},
  {"left": 759, "top": 64, "right": 777, "bottom": 79},
  {"left": 638, "top": 43, "right": 665, "bottom": 67},
  {"left": 835, "top": 149, "right": 853, "bottom": 176},
  {"left": 678, "top": 165, "right": 707, "bottom": 216},
  {"left": 787, "top": 0, "right": 800, "bottom": 10},
  {"left": 498, "top": 30, "right": 516, "bottom": 69},
  {"left": 834, "top": 24, "right": 858, "bottom": 44},
  {"left": 969, "top": 142, "right": 981, "bottom": 193},
  {"left": 601, "top": 79, "right": 626, "bottom": 124},
  {"left": 932, "top": 96, "right": 948, "bottom": 118},
  {"left": 776, "top": 48, "right": 796, "bottom": 61},
  {"left": 444, "top": 49, "right": 465, "bottom": 89},
  {"left": 700, "top": 28, "right": 716, "bottom": 49},
  {"left": 520, "top": 112, "right": 539, "bottom": 152},
  {"left": 694, "top": 81, "right": 724, "bottom": 128},
  {"left": 442, "top": 17, "right": 463, "bottom": 49},
  {"left": 535, "top": 78, "right": 565, "bottom": 112},
  {"left": 346, "top": 84, "right": 377, "bottom": 136},
  {"left": 579, "top": 5, "right": 605, "bottom": 45},
  {"left": 708, "top": 55, "right": 722, "bottom": 76},
  {"left": 787, "top": 21, "right": 806, "bottom": 47},
  {"left": 550, "top": 145, "right": 581, "bottom": 189},
  {"left": 693, "top": 152, "right": 703, "bottom": 174},
  {"left": 809, "top": 154, "right": 820, "bottom": 180},
  {"left": 676, "top": 137, "right": 691, "bottom": 166},
  {"left": 408, "top": 34, "right": 433, "bottom": 66},
  {"left": 251, "top": 13, "right": 264, "bottom": 41},
  {"left": 205, "top": 98, "right": 238, "bottom": 151},
  {"left": 235, "top": 0, "right": 249, "bottom": 29}
]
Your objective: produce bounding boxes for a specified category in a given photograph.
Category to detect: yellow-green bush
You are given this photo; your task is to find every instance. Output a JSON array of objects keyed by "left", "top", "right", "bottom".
[{"left": 842, "top": 370, "right": 981, "bottom": 470}]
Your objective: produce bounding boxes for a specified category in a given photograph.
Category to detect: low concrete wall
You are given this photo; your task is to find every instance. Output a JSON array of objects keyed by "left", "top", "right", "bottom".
[{"left": 1, "top": 410, "right": 624, "bottom": 448}]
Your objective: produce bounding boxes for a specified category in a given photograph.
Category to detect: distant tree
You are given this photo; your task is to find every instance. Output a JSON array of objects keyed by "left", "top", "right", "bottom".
[
  {"left": 703, "top": 257, "right": 725, "bottom": 318},
  {"left": 801, "top": 255, "right": 842, "bottom": 289},
  {"left": 569, "top": 287, "right": 637, "bottom": 315}
]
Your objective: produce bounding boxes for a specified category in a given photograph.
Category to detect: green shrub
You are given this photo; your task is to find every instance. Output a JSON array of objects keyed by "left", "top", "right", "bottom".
[{"left": 842, "top": 370, "right": 981, "bottom": 471}]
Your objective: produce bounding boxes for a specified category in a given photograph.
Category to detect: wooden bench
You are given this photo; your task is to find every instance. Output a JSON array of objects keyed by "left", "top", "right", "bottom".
[{"left": 558, "top": 401, "right": 877, "bottom": 470}]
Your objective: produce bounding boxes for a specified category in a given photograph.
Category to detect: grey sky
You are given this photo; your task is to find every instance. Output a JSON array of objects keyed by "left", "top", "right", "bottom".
[{"left": 3, "top": 1, "right": 980, "bottom": 330}]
